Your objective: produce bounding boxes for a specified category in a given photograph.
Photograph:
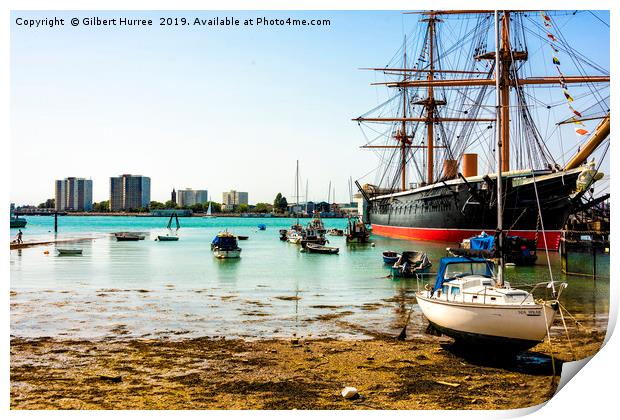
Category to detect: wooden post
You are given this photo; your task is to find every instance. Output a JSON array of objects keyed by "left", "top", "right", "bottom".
[{"left": 54, "top": 212, "right": 58, "bottom": 233}]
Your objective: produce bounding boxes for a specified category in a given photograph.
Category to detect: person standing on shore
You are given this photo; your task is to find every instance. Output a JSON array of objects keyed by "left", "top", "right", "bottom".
[{"left": 16, "top": 229, "right": 23, "bottom": 244}]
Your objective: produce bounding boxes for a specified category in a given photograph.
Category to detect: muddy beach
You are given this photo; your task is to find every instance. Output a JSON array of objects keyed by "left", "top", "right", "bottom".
[{"left": 10, "top": 324, "right": 605, "bottom": 410}]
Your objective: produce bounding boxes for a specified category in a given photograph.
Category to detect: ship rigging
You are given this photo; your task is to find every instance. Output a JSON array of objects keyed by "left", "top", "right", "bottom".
[{"left": 354, "top": 10, "right": 610, "bottom": 249}]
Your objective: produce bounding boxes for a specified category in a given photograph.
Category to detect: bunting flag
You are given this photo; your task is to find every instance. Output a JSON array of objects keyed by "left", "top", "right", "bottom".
[
  {"left": 568, "top": 105, "right": 582, "bottom": 117},
  {"left": 541, "top": 11, "right": 588, "bottom": 138}
]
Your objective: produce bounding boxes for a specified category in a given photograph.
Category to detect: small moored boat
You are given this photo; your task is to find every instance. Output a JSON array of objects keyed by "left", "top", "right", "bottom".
[
  {"left": 211, "top": 231, "right": 242, "bottom": 259},
  {"left": 257, "top": 224, "right": 267, "bottom": 231},
  {"left": 10, "top": 215, "right": 27, "bottom": 228},
  {"left": 156, "top": 235, "right": 179, "bottom": 241},
  {"left": 237, "top": 235, "right": 249, "bottom": 240},
  {"left": 382, "top": 251, "right": 400, "bottom": 264},
  {"left": 328, "top": 228, "right": 344, "bottom": 236},
  {"left": 57, "top": 248, "right": 83, "bottom": 255},
  {"left": 306, "top": 243, "right": 339, "bottom": 254},
  {"left": 115, "top": 234, "right": 141, "bottom": 241},
  {"left": 391, "top": 251, "right": 432, "bottom": 278}
]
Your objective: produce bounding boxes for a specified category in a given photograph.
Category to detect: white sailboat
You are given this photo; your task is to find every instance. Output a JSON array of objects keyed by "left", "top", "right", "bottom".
[
  {"left": 415, "top": 11, "right": 567, "bottom": 351},
  {"left": 286, "top": 160, "right": 304, "bottom": 243},
  {"left": 203, "top": 202, "right": 216, "bottom": 218}
]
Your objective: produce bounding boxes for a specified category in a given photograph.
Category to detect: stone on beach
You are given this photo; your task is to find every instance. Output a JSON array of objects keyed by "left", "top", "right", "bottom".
[{"left": 341, "top": 386, "right": 358, "bottom": 399}]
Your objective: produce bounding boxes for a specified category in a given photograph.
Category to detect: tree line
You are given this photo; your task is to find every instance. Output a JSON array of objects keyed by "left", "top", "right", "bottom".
[{"left": 35, "top": 193, "right": 290, "bottom": 214}]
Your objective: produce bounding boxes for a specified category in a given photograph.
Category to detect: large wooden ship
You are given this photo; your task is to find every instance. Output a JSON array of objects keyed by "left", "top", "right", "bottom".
[{"left": 354, "top": 10, "right": 609, "bottom": 249}]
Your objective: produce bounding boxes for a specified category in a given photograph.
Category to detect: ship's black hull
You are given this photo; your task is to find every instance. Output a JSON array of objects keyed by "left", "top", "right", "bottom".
[{"left": 367, "top": 170, "right": 582, "bottom": 250}]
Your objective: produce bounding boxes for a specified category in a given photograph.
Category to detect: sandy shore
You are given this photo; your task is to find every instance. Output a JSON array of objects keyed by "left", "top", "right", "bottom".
[{"left": 10, "top": 325, "right": 605, "bottom": 410}]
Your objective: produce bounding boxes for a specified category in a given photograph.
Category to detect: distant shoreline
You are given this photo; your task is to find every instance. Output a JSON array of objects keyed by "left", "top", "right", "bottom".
[{"left": 18, "top": 212, "right": 345, "bottom": 218}]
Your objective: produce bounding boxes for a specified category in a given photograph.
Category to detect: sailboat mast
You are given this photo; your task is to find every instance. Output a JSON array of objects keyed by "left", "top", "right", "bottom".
[
  {"left": 296, "top": 160, "right": 299, "bottom": 224},
  {"left": 495, "top": 10, "right": 504, "bottom": 287},
  {"left": 305, "top": 179, "right": 308, "bottom": 214},
  {"left": 328, "top": 180, "right": 331, "bottom": 203}
]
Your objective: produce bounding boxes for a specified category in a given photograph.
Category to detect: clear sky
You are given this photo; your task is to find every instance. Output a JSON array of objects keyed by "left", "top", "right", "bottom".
[{"left": 10, "top": 10, "right": 609, "bottom": 205}]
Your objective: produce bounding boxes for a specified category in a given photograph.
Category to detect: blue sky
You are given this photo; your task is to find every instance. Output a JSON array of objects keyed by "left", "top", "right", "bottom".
[{"left": 10, "top": 10, "right": 609, "bottom": 204}]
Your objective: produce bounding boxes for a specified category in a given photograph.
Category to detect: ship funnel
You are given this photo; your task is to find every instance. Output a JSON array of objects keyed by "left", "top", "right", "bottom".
[
  {"left": 442, "top": 160, "right": 458, "bottom": 180},
  {"left": 462, "top": 153, "right": 478, "bottom": 178}
]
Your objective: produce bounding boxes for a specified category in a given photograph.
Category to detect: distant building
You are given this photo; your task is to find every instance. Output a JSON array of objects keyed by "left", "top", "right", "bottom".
[
  {"left": 171, "top": 188, "right": 176, "bottom": 204},
  {"left": 176, "top": 188, "right": 209, "bottom": 207},
  {"left": 222, "top": 190, "right": 248, "bottom": 211},
  {"left": 55, "top": 177, "right": 93, "bottom": 211},
  {"left": 315, "top": 201, "right": 331, "bottom": 213},
  {"left": 109, "top": 174, "right": 150, "bottom": 211}
]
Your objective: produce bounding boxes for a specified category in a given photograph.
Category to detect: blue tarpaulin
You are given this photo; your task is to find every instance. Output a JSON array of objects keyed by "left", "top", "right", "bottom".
[
  {"left": 469, "top": 231, "right": 495, "bottom": 251},
  {"left": 433, "top": 257, "right": 494, "bottom": 291},
  {"left": 212, "top": 235, "right": 237, "bottom": 247}
]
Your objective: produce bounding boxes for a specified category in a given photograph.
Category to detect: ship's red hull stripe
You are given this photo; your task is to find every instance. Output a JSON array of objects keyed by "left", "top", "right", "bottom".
[{"left": 371, "top": 224, "right": 562, "bottom": 251}]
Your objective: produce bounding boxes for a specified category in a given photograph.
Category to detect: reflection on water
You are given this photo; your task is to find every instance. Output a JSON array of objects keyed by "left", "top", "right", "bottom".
[{"left": 10, "top": 216, "right": 609, "bottom": 340}]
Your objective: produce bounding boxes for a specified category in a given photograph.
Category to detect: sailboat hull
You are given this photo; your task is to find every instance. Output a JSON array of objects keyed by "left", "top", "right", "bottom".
[
  {"left": 416, "top": 293, "right": 557, "bottom": 350},
  {"left": 368, "top": 169, "right": 582, "bottom": 250}
]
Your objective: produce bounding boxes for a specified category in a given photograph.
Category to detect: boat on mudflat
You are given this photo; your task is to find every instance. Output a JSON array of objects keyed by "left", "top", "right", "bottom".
[{"left": 416, "top": 256, "right": 565, "bottom": 351}]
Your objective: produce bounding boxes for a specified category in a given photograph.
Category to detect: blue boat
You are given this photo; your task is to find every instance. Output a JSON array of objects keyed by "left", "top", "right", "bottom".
[
  {"left": 257, "top": 224, "right": 267, "bottom": 231},
  {"left": 382, "top": 251, "right": 400, "bottom": 264}
]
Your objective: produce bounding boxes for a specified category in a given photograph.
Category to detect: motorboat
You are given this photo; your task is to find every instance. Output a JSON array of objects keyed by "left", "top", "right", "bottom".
[{"left": 211, "top": 231, "right": 241, "bottom": 258}]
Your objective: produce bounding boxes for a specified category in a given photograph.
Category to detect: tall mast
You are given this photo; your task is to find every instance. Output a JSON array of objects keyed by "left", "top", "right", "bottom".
[
  {"left": 400, "top": 36, "right": 408, "bottom": 191},
  {"left": 425, "top": 17, "right": 436, "bottom": 185},
  {"left": 494, "top": 10, "right": 504, "bottom": 287},
  {"left": 499, "top": 12, "right": 511, "bottom": 172},
  {"left": 305, "top": 179, "right": 308, "bottom": 213}
]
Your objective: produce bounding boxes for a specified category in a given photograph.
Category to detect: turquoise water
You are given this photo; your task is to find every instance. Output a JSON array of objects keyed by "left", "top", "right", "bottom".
[{"left": 10, "top": 216, "right": 609, "bottom": 340}]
